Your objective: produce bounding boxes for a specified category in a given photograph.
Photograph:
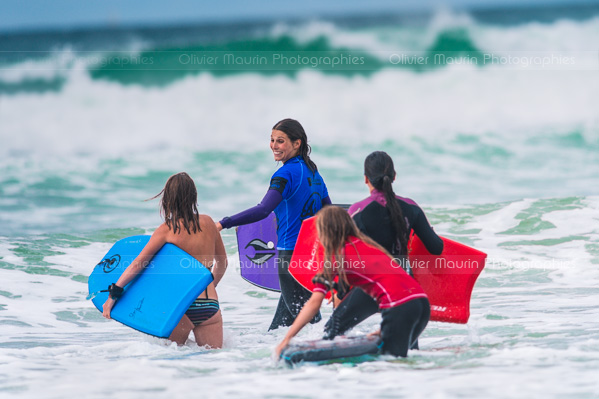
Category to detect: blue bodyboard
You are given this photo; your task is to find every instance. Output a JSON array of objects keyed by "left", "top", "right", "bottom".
[{"left": 88, "top": 235, "right": 214, "bottom": 338}]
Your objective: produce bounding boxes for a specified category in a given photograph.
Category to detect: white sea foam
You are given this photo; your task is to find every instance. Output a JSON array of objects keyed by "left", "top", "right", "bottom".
[
  {"left": 473, "top": 16, "right": 599, "bottom": 52},
  {"left": 1, "top": 65, "right": 597, "bottom": 157},
  {"left": 267, "top": 11, "right": 599, "bottom": 61},
  {"left": 0, "top": 47, "right": 77, "bottom": 83}
]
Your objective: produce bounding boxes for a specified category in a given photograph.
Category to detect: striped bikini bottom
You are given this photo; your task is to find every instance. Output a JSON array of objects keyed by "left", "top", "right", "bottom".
[{"left": 185, "top": 298, "right": 220, "bottom": 326}]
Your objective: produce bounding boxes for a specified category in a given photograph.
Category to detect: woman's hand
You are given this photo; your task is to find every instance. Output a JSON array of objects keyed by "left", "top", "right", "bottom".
[
  {"left": 215, "top": 222, "right": 223, "bottom": 232},
  {"left": 368, "top": 329, "right": 381, "bottom": 338},
  {"left": 274, "top": 292, "right": 325, "bottom": 359},
  {"left": 102, "top": 297, "right": 116, "bottom": 319},
  {"left": 327, "top": 293, "right": 342, "bottom": 308},
  {"left": 275, "top": 338, "right": 290, "bottom": 359}
]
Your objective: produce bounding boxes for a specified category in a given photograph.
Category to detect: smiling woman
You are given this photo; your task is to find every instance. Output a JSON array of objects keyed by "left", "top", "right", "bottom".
[
  {"left": 216, "top": 118, "right": 332, "bottom": 331},
  {"left": 270, "top": 130, "right": 299, "bottom": 163}
]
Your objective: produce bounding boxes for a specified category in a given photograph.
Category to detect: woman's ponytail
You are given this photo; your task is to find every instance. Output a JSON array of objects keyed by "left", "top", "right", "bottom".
[{"left": 364, "top": 151, "right": 409, "bottom": 256}]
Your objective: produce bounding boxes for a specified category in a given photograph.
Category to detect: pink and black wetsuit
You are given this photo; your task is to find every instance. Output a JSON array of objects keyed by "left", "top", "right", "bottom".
[
  {"left": 349, "top": 190, "right": 443, "bottom": 262},
  {"left": 314, "top": 237, "right": 430, "bottom": 357},
  {"left": 324, "top": 190, "right": 443, "bottom": 346}
]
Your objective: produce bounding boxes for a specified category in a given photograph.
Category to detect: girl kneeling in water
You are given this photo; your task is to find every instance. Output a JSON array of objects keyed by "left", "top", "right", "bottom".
[{"left": 275, "top": 206, "right": 430, "bottom": 358}]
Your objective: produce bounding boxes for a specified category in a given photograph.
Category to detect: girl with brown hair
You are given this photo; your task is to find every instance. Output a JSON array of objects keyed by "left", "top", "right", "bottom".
[
  {"left": 275, "top": 206, "right": 430, "bottom": 358},
  {"left": 102, "top": 172, "right": 228, "bottom": 348}
]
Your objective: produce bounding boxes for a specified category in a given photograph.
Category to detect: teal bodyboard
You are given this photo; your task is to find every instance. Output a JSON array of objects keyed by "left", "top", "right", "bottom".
[{"left": 88, "top": 235, "right": 214, "bottom": 338}]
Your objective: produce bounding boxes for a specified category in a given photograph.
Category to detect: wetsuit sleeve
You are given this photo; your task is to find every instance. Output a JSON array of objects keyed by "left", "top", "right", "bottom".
[
  {"left": 322, "top": 195, "right": 332, "bottom": 206},
  {"left": 412, "top": 208, "right": 444, "bottom": 255},
  {"left": 219, "top": 190, "right": 283, "bottom": 229},
  {"left": 352, "top": 212, "right": 366, "bottom": 232},
  {"left": 311, "top": 270, "right": 332, "bottom": 294},
  {"left": 269, "top": 169, "right": 292, "bottom": 197},
  {"left": 312, "top": 282, "right": 329, "bottom": 295}
]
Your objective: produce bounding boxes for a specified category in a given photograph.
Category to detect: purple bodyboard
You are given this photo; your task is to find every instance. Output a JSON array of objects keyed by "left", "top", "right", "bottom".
[{"left": 236, "top": 213, "right": 281, "bottom": 291}]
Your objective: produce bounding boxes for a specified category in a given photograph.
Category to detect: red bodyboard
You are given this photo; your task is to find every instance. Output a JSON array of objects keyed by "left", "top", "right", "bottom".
[
  {"left": 289, "top": 217, "right": 328, "bottom": 296},
  {"left": 289, "top": 217, "right": 487, "bottom": 324},
  {"left": 409, "top": 235, "right": 486, "bottom": 323}
]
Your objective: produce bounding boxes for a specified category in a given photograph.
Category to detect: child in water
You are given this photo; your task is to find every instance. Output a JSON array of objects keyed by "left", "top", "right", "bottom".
[
  {"left": 102, "top": 172, "right": 228, "bottom": 348},
  {"left": 275, "top": 206, "right": 430, "bottom": 358}
]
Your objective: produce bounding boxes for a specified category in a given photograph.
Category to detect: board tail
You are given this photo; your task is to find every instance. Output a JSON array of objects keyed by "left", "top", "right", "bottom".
[{"left": 409, "top": 235, "right": 487, "bottom": 324}]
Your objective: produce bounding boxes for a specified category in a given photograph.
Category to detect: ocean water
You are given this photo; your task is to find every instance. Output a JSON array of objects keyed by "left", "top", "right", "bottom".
[{"left": 1, "top": 5, "right": 599, "bottom": 398}]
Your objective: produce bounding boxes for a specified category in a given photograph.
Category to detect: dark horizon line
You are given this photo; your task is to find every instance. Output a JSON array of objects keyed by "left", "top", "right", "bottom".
[{"left": 1, "top": 0, "right": 598, "bottom": 36}]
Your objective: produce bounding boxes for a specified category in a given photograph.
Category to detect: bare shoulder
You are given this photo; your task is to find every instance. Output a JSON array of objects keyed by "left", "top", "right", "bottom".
[
  {"left": 198, "top": 214, "right": 217, "bottom": 231},
  {"left": 198, "top": 214, "right": 215, "bottom": 224},
  {"left": 145, "top": 223, "right": 169, "bottom": 250},
  {"left": 152, "top": 223, "right": 170, "bottom": 238}
]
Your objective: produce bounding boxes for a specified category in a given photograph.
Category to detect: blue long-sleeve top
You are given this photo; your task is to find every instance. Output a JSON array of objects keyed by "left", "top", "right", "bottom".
[{"left": 220, "top": 156, "right": 331, "bottom": 250}]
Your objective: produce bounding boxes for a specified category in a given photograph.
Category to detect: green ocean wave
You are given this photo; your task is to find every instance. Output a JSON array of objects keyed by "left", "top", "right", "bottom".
[
  {"left": 526, "top": 130, "right": 599, "bottom": 150},
  {"left": 88, "top": 29, "right": 483, "bottom": 86},
  {"left": 499, "top": 197, "right": 585, "bottom": 236},
  {"left": 0, "top": 230, "right": 145, "bottom": 278},
  {"left": 0, "top": 77, "right": 66, "bottom": 95}
]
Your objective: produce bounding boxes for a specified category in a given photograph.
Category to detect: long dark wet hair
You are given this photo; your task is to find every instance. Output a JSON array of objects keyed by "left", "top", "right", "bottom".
[
  {"left": 272, "top": 118, "right": 317, "bottom": 173},
  {"left": 314, "top": 206, "right": 388, "bottom": 293},
  {"left": 364, "top": 151, "right": 409, "bottom": 256},
  {"left": 149, "top": 172, "right": 201, "bottom": 234}
]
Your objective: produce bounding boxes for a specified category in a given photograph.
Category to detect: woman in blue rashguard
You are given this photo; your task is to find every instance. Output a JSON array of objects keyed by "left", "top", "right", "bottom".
[{"left": 216, "top": 118, "right": 331, "bottom": 330}]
